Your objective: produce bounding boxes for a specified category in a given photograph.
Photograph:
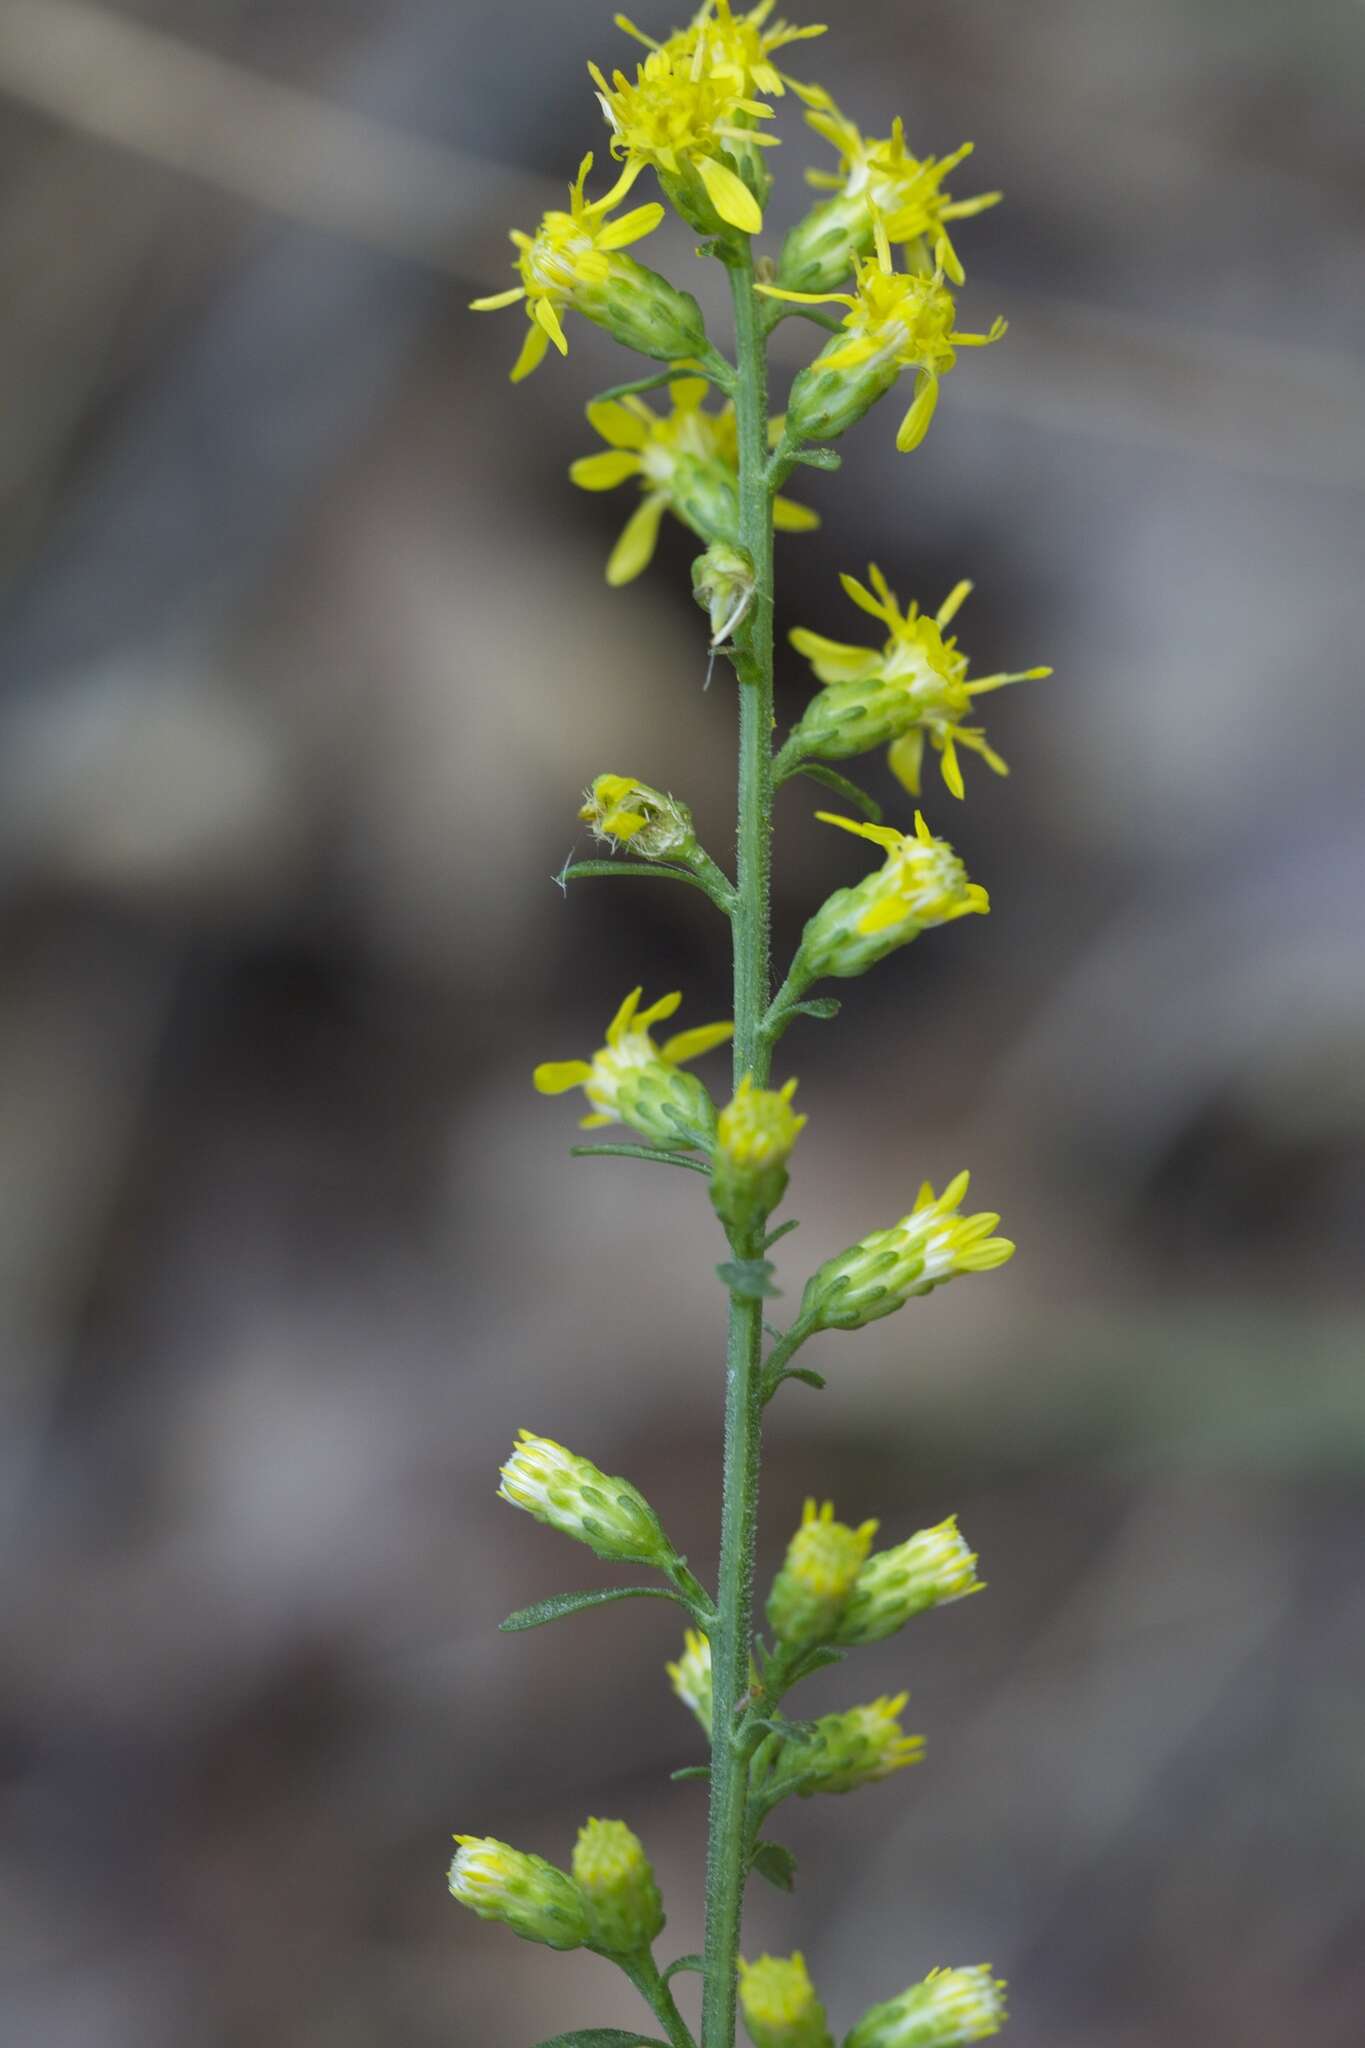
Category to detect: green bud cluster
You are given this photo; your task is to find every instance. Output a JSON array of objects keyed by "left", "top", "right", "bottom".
[{"left": 766, "top": 1498, "right": 878, "bottom": 1650}]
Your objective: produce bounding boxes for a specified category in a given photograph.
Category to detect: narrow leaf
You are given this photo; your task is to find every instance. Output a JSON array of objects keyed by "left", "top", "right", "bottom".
[
  {"left": 787, "top": 997, "right": 841, "bottom": 1022},
  {"left": 750, "top": 1840, "right": 798, "bottom": 1893},
  {"left": 671, "top": 1764, "right": 712, "bottom": 1783},
  {"left": 778, "top": 1367, "right": 827, "bottom": 1393},
  {"left": 500, "top": 1587, "right": 684, "bottom": 1632},
  {"left": 763, "top": 1217, "right": 801, "bottom": 1250},
  {"left": 794, "top": 764, "right": 883, "bottom": 821},
  {"left": 791, "top": 446, "right": 842, "bottom": 470},
  {"left": 571, "top": 1144, "right": 711, "bottom": 1176},
  {"left": 717, "top": 1257, "right": 780, "bottom": 1301},
  {"left": 532, "top": 2033, "right": 669, "bottom": 2048},
  {"left": 798, "top": 1645, "right": 846, "bottom": 1676},
  {"left": 661, "top": 1954, "right": 704, "bottom": 1986}
]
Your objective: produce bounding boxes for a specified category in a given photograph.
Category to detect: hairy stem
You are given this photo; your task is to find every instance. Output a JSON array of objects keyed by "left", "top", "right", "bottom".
[
  {"left": 623, "top": 1951, "right": 700, "bottom": 2048},
  {"left": 700, "top": 235, "right": 777, "bottom": 2048}
]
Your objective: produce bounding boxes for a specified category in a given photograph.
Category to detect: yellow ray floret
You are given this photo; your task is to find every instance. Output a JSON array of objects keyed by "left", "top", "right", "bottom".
[
  {"left": 786, "top": 564, "right": 1050, "bottom": 798},
  {"left": 470, "top": 153, "right": 665, "bottom": 381}
]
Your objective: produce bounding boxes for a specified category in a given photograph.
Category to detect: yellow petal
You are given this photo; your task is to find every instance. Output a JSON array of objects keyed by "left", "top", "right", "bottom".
[
  {"left": 636, "top": 991, "right": 684, "bottom": 1030},
  {"left": 887, "top": 728, "right": 924, "bottom": 796},
  {"left": 607, "top": 987, "right": 644, "bottom": 1042},
  {"left": 534, "top": 296, "right": 569, "bottom": 355},
  {"left": 579, "top": 1111, "right": 614, "bottom": 1129},
  {"left": 815, "top": 811, "right": 902, "bottom": 852},
  {"left": 773, "top": 496, "right": 821, "bottom": 531},
  {"left": 668, "top": 376, "right": 709, "bottom": 412},
  {"left": 857, "top": 897, "right": 910, "bottom": 935},
  {"left": 470, "top": 286, "right": 526, "bottom": 311},
  {"left": 697, "top": 155, "right": 762, "bottom": 235},
  {"left": 789, "top": 627, "right": 880, "bottom": 681},
  {"left": 936, "top": 578, "right": 974, "bottom": 629},
  {"left": 586, "top": 398, "right": 650, "bottom": 450},
  {"left": 896, "top": 372, "right": 938, "bottom": 452},
  {"left": 533, "top": 1060, "right": 593, "bottom": 1094},
  {"left": 938, "top": 734, "right": 966, "bottom": 799},
  {"left": 598, "top": 202, "right": 665, "bottom": 249},
  {"left": 606, "top": 493, "right": 667, "bottom": 585},
  {"left": 839, "top": 571, "right": 894, "bottom": 622},
  {"left": 509, "top": 321, "right": 549, "bottom": 383},
  {"left": 660, "top": 1021, "right": 734, "bottom": 1065},
  {"left": 570, "top": 450, "right": 641, "bottom": 491}
]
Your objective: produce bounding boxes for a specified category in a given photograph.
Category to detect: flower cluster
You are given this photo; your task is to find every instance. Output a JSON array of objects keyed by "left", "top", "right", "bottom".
[{"left": 449, "top": 1820, "right": 667, "bottom": 1961}]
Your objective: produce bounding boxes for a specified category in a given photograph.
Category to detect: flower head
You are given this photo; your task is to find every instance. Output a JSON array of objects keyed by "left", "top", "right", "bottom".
[
  {"left": 666, "top": 1626, "right": 714, "bottom": 1734},
  {"left": 572, "top": 1817, "right": 665, "bottom": 1954},
  {"left": 593, "top": 1, "right": 825, "bottom": 235},
  {"left": 767, "top": 1497, "right": 879, "bottom": 1649},
  {"left": 763, "top": 242, "right": 1005, "bottom": 452},
  {"left": 448, "top": 1836, "right": 588, "bottom": 1950},
  {"left": 797, "top": 1693, "right": 924, "bottom": 1796},
  {"left": 572, "top": 378, "right": 816, "bottom": 586},
  {"left": 795, "top": 811, "right": 988, "bottom": 983},
  {"left": 846, "top": 1967, "right": 1008, "bottom": 2048},
  {"left": 498, "top": 1429, "right": 675, "bottom": 1567},
  {"left": 580, "top": 774, "right": 697, "bottom": 861},
  {"left": 785, "top": 567, "right": 1050, "bottom": 799},
  {"left": 711, "top": 1075, "right": 806, "bottom": 1233},
  {"left": 787, "top": 103, "right": 1000, "bottom": 290},
  {"left": 800, "top": 1172, "right": 1015, "bottom": 1332},
  {"left": 472, "top": 153, "right": 708, "bottom": 381},
  {"left": 837, "top": 1517, "right": 984, "bottom": 1645},
  {"left": 533, "top": 985, "right": 732, "bottom": 1148},
  {"left": 739, "top": 1950, "right": 836, "bottom": 2048}
]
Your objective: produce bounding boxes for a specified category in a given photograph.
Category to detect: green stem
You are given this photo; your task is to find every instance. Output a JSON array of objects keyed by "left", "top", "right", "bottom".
[
  {"left": 700, "top": 236, "right": 777, "bottom": 2048},
  {"left": 623, "top": 1951, "right": 699, "bottom": 2048}
]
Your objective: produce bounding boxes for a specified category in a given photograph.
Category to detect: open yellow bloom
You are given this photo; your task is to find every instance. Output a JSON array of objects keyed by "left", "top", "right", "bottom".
[
  {"left": 795, "top": 811, "right": 988, "bottom": 983},
  {"left": 763, "top": 241, "right": 1005, "bottom": 452},
  {"left": 800, "top": 1171, "right": 1015, "bottom": 1332},
  {"left": 616, "top": 2, "right": 830, "bottom": 109},
  {"left": 571, "top": 377, "right": 817, "bottom": 586},
  {"left": 798, "top": 104, "right": 1000, "bottom": 286},
  {"left": 534, "top": 985, "right": 732, "bottom": 1147},
  {"left": 591, "top": 8, "right": 793, "bottom": 237},
  {"left": 471, "top": 153, "right": 693, "bottom": 382},
  {"left": 784, "top": 565, "right": 1050, "bottom": 799}
]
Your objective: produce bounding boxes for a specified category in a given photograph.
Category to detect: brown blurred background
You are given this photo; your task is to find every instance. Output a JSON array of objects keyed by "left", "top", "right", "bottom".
[{"left": 2, "top": 2, "right": 1363, "bottom": 2044}]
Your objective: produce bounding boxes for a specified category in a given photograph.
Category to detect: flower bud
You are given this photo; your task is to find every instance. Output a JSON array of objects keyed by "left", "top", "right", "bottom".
[
  {"left": 739, "top": 1951, "right": 836, "bottom": 2048},
  {"left": 448, "top": 1836, "right": 589, "bottom": 1951},
  {"left": 785, "top": 336, "right": 902, "bottom": 447},
  {"left": 580, "top": 774, "right": 698, "bottom": 862},
  {"left": 797, "top": 1693, "right": 924, "bottom": 1797},
  {"left": 798, "top": 1172, "right": 1014, "bottom": 1333},
  {"left": 766, "top": 1498, "right": 878, "bottom": 1651},
  {"left": 499, "top": 1430, "right": 675, "bottom": 1568},
  {"left": 572, "top": 1817, "right": 665, "bottom": 1955},
  {"left": 693, "top": 542, "right": 757, "bottom": 646},
  {"left": 845, "top": 1967, "right": 1008, "bottom": 2048},
  {"left": 794, "top": 812, "right": 988, "bottom": 985},
  {"left": 779, "top": 192, "right": 870, "bottom": 296},
  {"left": 710, "top": 1076, "right": 806, "bottom": 1235},
  {"left": 837, "top": 1518, "right": 983, "bottom": 1645},
  {"left": 666, "top": 1627, "right": 713, "bottom": 1736}
]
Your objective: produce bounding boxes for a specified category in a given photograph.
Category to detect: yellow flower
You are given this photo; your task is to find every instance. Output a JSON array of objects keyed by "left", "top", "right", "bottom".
[
  {"left": 498, "top": 1429, "right": 675, "bottom": 1566},
  {"left": 571, "top": 378, "right": 816, "bottom": 586},
  {"left": 616, "top": 2, "right": 831, "bottom": 110},
  {"left": 580, "top": 774, "right": 697, "bottom": 860},
  {"left": 591, "top": 8, "right": 792, "bottom": 237},
  {"left": 471, "top": 153, "right": 702, "bottom": 381},
  {"left": 533, "top": 985, "right": 733, "bottom": 1147},
  {"left": 797, "top": 1693, "right": 925, "bottom": 1796},
  {"left": 739, "top": 1951, "right": 836, "bottom": 2048},
  {"left": 799, "top": 1172, "right": 1015, "bottom": 1332},
  {"left": 794, "top": 811, "right": 988, "bottom": 984},
  {"left": 796, "top": 103, "right": 1001, "bottom": 287},
  {"left": 666, "top": 1626, "right": 714, "bottom": 1734},
  {"left": 766, "top": 1497, "right": 879, "bottom": 1650},
  {"left": 762, "top": 241, "right": 1005, "bottom": 452},
  {"left": 784, "top": 566, "right": 1050, "bottom": 799},
  {"left": 846, "top": 1967, "right": 1008, "bottom": 2048},
  {"left": 448, "top": 1836, "right": 589, "bottom": 1950}
]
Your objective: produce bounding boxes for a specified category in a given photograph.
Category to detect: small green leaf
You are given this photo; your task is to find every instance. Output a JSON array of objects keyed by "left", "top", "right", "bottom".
[
  {"left": 570, "top": 1143, "right": 711, "bottom": 1176},
  {"left": 717, "top": 1258, "right": 780, "bottom": 1301},
  {"left": 670, "top": 1764, "right": 712, "bottom": 1784},
  {"left": 788, "top": 997, "right": 841, "bottom": 1022},
  {"left": 790, "top": 446, "right": 842, "bottom": 470},
  {"left": 799, "top": 1645, "right": 846, "bottom": 1676},
  {"left": 750, "top": 1840, "right": 798, "bottom": 1892},
  {"left": 661, "top": 1954, "right": 704, "bottom": 1986},
  {"left": 500, "top": 1587, "right": 684, "bottom": 1632},
  {"left": 532, "top": 2033, "right": 669, "bottom": 2048},
  {"left": 794, "top": 764, "right": 883, "bottom": 821},
  {"left": 763, "top": 1217, "right": 801, "bottom": 1250},
  {"left": 782, "top": 1367, "right": 827, "bottom": 1392}
]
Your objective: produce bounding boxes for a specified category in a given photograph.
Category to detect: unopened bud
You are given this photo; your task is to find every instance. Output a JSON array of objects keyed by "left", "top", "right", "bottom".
[
  {"left": 739, "top": 1951, "right": 836, "bottom": 2048},
  {"left": 577, "top": 252, "right": 710, "bottom": 366},
  {"left": 711, "top": 1076, "right": 805, "bottom": 1234},
  {"left": 693, "top": 542, "right": 757, "bottom": 645},
  {"left": 845, "top": 1967, "right": 1008, "bottom": 2048},
  {"left": 572, "top": 1817, "right": 665, "bottom": 1955},
  {"left": 766, "top": 1498, "right": 878, "bottom": 1651},
  {"left": 499, "top": 1430, "right": 675, "bottom": 1569},
  {"left": 580, "top": 774, "right": 697, "bottom": 862},
  {"left": 797, "top": 1693, "right": 924, "bottom": 1797},
  {"left": 448, "top": 1836, "right": 588, "bottom": 1950},
  {"left": 799, "top": 1172, "right": 1014, "bottom": 1333},
  {"left": 666, "top": 1628, "right": 713, "bottom": 1737},
  {"left": 837, "top": 1518, "right": 983, "bottom": 1644}
]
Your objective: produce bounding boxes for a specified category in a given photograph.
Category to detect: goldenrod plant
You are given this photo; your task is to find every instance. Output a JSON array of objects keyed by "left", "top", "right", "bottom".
[{"left": 458, "top": 8, "right": 1044, "bottom": 2044}]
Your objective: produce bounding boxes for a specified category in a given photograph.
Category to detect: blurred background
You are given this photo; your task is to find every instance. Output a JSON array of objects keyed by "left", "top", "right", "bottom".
[{"left": 2, "top": 1, "right": 1363, "bottom": 2043}]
